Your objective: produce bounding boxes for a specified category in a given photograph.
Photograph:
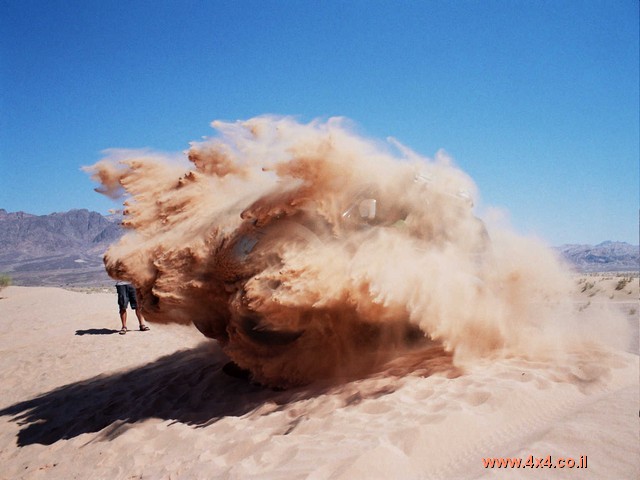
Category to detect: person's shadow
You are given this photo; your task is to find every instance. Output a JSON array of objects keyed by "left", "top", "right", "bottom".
[
  {"left": 0, "top": 341, "right": 453, "bottom": 446},
  {"left": 75, "top": 328, "right": 119, "bottom": 336}
]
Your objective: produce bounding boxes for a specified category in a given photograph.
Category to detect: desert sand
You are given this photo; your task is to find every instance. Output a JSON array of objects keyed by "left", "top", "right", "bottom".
[{"left": 0, "top": 277, "right": 638, "bottom": 480}]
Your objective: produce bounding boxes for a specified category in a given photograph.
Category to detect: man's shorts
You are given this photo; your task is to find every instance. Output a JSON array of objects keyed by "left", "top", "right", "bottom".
[{"left": 116, "top": 284, "right": 138, "bottom": 311}]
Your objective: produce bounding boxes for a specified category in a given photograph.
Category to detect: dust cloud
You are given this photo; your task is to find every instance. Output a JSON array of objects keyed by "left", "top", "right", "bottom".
[{"left": 86, "top": 116, "right": 623, "bottom": 387}]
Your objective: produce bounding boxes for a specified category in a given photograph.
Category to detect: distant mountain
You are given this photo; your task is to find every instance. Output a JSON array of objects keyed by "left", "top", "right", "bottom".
[
  {"left": 554, "top": 241, "right": 639, "bottom": 273},
  {"left": 0, "top": 210, "right": 36, "bottom": 221},
  {"left": 0, "top": 208, "right": 124, "bottom": 286},
  {"left": 0, "top": 208, "right": 122, "bottom": 256}
]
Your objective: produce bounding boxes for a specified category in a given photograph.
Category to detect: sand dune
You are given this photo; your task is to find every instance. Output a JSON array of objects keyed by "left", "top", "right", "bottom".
[{"left": 0, "top": 282, "right": 637, "bottom": 479}]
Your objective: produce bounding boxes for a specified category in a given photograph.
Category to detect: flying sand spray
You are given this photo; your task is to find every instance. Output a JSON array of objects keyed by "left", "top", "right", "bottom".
[{"left": 86, "top": 116, "right": 625, "bottom": 387}]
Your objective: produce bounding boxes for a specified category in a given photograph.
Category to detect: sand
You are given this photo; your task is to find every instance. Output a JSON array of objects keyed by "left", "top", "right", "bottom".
[{"left": 0, "top": 278, "right": 638, "bottom": 479}]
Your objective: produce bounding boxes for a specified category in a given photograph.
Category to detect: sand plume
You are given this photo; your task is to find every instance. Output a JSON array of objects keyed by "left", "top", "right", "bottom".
[{"left": 86, "top": 116, "right": 625, "bottom": 387}]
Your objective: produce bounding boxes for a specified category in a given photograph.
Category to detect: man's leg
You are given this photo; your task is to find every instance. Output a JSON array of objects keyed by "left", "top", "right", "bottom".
[
  {"left": 134, "top": 308, "right": 149, "bottom": 331},
  {"left": 116, "top": 285, "right": 129, "bottom": 334},
  {"left": 128, "top": 285, "right": 149, "bottom": 331},
  {"left": 120, "top": 309, "right": 128, "bottom": 332}
]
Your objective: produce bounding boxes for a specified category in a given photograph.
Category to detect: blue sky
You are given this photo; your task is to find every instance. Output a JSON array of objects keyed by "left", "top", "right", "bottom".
[{"left": 1, "top": 0, "right": 638, "bottom": 245}]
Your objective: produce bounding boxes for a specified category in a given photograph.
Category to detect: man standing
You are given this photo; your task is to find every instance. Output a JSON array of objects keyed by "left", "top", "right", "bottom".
[{"left": 115, "top": 280, "right": 150, "bottom": 335}]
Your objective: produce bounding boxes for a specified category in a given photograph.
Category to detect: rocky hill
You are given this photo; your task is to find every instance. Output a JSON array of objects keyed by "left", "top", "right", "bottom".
[
  {"left": 554, "top": 241, "right": 639, "bottom": 273},
  {"left": 0, "top": 209, "right": 123, "bottom": 286}
]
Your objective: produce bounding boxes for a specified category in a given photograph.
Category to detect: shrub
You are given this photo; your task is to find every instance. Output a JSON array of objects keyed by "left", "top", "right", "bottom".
[
  {"left": 615, "top": 277, "right": 631, "bottom": 291},
  {"left": 581, "top": 281, "right": 595, "bottom": 293},
  {"left": 0, "top": 274, "right": 11, "bottom": 291}
]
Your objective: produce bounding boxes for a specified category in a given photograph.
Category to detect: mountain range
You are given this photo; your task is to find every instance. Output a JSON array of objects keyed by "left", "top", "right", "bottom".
[
  {"left": 553, "top": 241, "right": 639, "bottom": 273},
  {"left": 0, "top": 209, "right": 637, "bottom": 287},
  {"left": 0, "top": 209, "right": 122, "bottom": 286}
]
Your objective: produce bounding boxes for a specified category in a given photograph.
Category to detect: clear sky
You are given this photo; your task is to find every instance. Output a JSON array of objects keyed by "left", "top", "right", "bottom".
[{"left": 1, "top": 0, "right": 638, "bottom": 246}]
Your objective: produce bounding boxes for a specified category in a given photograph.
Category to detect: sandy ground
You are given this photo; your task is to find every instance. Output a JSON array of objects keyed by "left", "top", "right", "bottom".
[{"left": 0, "top": 277, "right": 638, "bottom": 480}]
